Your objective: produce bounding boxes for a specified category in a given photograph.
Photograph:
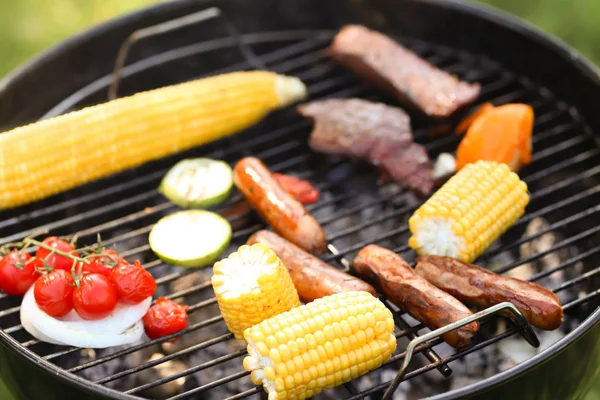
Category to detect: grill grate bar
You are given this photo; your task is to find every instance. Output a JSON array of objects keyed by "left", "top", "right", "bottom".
[
  {"left": 90, "top": 301, "right": 429, "bottom": 388},
  {"left": 562, "top": 289, "right": 600, "bottom": 311},
  {"left": 122, "top": 320, "right": 430, "bottom": 397},
  {"left": 223, "top": 388, "right": 263, "bottom": 400},
  {"left": 0, "top": 169, "right": 167, "bottom": 232},
  {"left": 323, "top": 178, "right": 600, "bottom": 265},
  {"left": 553, "top": 266, "right": 600, "bottom": 293},
  {"left": 126, "top": 349, "right": 248, "bottom": 395},
  {"left": 494, "top": 224, "right": 600, "bottom": 275},
  {"left": 530, "top": 245, "right": 600, "bottom": 282},
  {"left": 480, "top": 204, "right": 600, "bottom": 262},
  {"left": 344, "top": 329, "right": 519, "bottom": 400},
  {"left": 93, "top": 333, "right": 233, "bottom": 384},
  {"left": 168, "top": 370, "right": 251, "bottom": 400},
  {"left": 63, "top": 315, "right": 226, "bottom": 368}
]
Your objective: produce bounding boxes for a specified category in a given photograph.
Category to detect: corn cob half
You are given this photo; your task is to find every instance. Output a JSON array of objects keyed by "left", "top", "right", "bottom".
[
  {"left": 409, "top": 160, "right": 529, "bottom": 263},
  {"left": 0, "top": 71, "right": 307, "bottom": 209},
  {"left": 243, "top": 291, "right": 397, "bottom": 400},
  {"left": 212, "top": 243, "right": 301, "bottom": 340}
]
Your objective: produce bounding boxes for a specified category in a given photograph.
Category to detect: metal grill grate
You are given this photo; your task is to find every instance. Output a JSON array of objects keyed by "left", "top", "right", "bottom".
[{"left": 1, "top": 16, "right": 600, "bottom": 400}]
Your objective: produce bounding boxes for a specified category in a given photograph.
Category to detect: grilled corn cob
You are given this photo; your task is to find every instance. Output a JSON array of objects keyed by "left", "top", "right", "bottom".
[
  {"left": 0, "top": 71, "right": 307, "bottom": 209},
  {"left": 243, "top": 291, "right": 397, "bottom": 400},
  {"left": 409, "top": 160, "right": 529, "bottom": 263},
  {"left": 212, "top": 243, "right": 301, "bottom": 340}
]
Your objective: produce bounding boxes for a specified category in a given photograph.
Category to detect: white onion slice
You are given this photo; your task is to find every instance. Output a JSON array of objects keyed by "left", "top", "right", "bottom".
[
  {"left": 58, "top": 296, "right": 152, "bottom": 334},
  {"left": 20, "top": 287, "right": 149, "bottom": 348},
  {"left": 20, "top": 305, "right": 64, "bottom": 345}
]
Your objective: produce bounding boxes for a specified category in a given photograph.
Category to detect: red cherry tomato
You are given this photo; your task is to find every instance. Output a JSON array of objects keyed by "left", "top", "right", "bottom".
[
  {"left": 35, "top": 237, "right": 79, "bottom": 271},
  {"left": 0, "top": 251, "right": 40, "bottom": 296},
  {"left": 34, "top": 269, "right": 74, "bottom": 317},
  {"left": 83, "top": 249, "right": 124, "bottom": 276},
  {"left": 273, "top": 173, "right": 320, "bottom": 204},
  {"left": 72, "top": 273, "right": 119, "bottom": 320},
  {"left": 142, "top": 298, "right": 189, "bottom": 340},
  {"left": 109, "top": 260, "right": 156, "bottom": 305}
]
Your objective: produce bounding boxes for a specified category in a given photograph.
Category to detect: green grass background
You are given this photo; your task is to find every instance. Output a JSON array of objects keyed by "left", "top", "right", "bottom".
[{"left": 0, "top": 0, "right": 598, "bottom": 399}]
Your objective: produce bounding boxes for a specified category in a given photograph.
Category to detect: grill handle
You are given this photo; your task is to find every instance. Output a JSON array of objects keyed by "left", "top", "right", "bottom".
[
  {"left": 382, "top": 302, "right": 540, "bottom": 400},
  {"left": 108, "top": 6, "right": 264, "bottom": 101}
]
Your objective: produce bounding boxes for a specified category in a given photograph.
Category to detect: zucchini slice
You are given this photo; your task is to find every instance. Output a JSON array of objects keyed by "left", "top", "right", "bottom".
[
  {"left": 159, "top": 158, "right": 233, "bottom": 208},
  {"left": 149, "top": 210, "right": 232, "bottom": 268}
]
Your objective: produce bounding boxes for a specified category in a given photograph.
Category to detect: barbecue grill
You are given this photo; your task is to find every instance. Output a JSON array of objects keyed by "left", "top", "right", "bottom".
[{"left": 0, "top": 0, "right": 599, "bottom": 399}]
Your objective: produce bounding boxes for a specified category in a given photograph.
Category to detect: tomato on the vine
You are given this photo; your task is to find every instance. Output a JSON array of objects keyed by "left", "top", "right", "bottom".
[
  {"left": 72, "top": 273, "right": 118, "bottom": 320},
  {"left": 35, "top": 237, "right": 79, "bottom": 271},
  {"left": 0, "top": 251, "right": 40, "bottom": 296},
  {"left": 109, "top": 260, "right": 156, "bottom": 305},
  {"left": 142, "top": 298, "right": 189, "bottom": 340},
  {"left": 34, "top": 269, "right": 74, "bottom": 317},
  {"left": 82, "top": 249, "right": 123, "bottom": 276}
]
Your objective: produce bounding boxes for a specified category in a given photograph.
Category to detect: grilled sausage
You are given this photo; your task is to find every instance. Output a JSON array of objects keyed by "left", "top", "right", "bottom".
[
  {"left": 415, "top": 256, "right": 563, "bottom": 330},
  {"left": 353, "top": 245, "right": 479, "bottom": 348},
  {"left": 247, "top": 230, "right": 376, "bottom": 302},
  {"left": 233, "top": 157, "right": 327, "bottom": 254}
]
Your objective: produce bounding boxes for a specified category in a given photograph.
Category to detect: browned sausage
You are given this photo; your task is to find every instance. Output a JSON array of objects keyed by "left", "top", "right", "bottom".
[
  {"left": 248, "top": 230, "right": 376, "bottom": 302},
  {"left": 233, "top": 157, "right": 327, "bottom": 254},
  {"left": 353, "top": 245, "right": 479, "bottom": 349},
  {"left": 415, "top": 256, "right": 564, "bottom": 330}
]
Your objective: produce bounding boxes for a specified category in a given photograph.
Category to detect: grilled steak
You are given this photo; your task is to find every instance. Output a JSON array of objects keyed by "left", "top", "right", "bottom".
[
  {"left": 329, "top": 25, "right": 480, "bottom": 118},
  {"left": 297, "top": 98, "right": 434, "bottom": 195}
]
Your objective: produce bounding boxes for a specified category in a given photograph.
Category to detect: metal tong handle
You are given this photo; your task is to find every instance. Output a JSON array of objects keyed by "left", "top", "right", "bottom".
[
  {"left": 382, "top": 302, "right": 539, "bottom": 400},
  {"left": 108, "top": 7, "right": 221, "bottom": 100}
]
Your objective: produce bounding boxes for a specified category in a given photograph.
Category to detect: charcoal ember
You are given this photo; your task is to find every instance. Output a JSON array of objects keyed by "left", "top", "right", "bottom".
[
  {"left": 71, "top": 339, "right": 156, "bottom": 390},
  {"left": 187, "top": 339, "right": 255, "bottom": 400},
  {"left": 519, "top": 217, "right": 583, "bottom": 304},
  {"left": 136, "top": 353, "right": 188, "bottom": 398}
]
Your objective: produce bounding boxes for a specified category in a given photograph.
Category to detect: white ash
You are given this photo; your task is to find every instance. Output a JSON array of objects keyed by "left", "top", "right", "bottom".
[
  {"left": 135, "top": 353, "right": 188, "bottom": 398},
  {"left": 61, "top": 338, "right": 157, "bottom": 391}
]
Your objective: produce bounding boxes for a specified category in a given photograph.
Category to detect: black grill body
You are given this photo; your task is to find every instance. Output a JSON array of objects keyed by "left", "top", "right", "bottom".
[{"left": 0, "top": 1, "right": 598, "bottom": 399}]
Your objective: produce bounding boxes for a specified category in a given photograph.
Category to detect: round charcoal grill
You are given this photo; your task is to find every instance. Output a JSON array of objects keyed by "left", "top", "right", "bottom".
[{"left": 0, "top": 1, "right": 599, "bottom": 399}]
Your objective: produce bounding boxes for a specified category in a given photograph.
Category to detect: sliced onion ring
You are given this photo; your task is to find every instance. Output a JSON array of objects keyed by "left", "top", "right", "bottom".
[{"left": 20, "top": 286, "right": 149, "bottom": 348}]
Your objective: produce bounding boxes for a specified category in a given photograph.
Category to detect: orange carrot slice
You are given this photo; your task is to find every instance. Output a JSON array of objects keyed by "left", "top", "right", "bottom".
[
  {"left": 454, "top": 102, "right": 495, "bottom": 135},
  {"left": 456, "top": 103, "right": 534, "bottom": 172}
]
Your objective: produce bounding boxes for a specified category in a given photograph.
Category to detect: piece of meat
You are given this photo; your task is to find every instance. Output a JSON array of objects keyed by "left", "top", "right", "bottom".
[
  {"left": 272, "top": 173, "right": 320, "bottom": 204},
  {"left": 353, "top": 245, "right": 479, "bottom": 349},
  {"left": 328, "top": 25, "right": 480, "bottom": 118},
  {"left": 297, "top": 98, "right": 434, "bottom": 195},
  {"left": 233, "top": 157, "right": 327, "bottom": 254},
  {"left": 415, "top": 255, "right": 563, "bottom": 330},
  {"left": 247, "top": 230, "right": 376, "bottom": 302}
]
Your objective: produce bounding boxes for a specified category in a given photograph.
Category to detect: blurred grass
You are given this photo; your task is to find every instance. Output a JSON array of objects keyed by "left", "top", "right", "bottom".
[
  {"left": 0, "top": 0, "right": 599, "bottom": 78},
  {"left": 0, "top": 0, "right": 598, "bottom": 399}
]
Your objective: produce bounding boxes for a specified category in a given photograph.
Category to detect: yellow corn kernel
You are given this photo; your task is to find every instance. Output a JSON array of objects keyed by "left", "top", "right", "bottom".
[
  {"left": 212, "top": 243, "right": 300, "bottom": 340},
  {"left": 243, "top": 291, "right": 397, "bottom": 400},
  {"left": 409, "top": 160, "right": 529, "bottom": 263},
  {"left": 0, "top": 71, "right": 307, "bottom": 209}
]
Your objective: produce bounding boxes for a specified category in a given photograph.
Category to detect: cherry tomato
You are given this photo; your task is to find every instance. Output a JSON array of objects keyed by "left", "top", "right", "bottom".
[
  {"left": 273, "top": 173, "right": 320, "bottom": 204},
  {"left": 83, "top": 249, "right": 124, "bottom": 276},
  {"left": 0, "top": 251, "right": 40, "bottom": 296},
  {"left": 35, "top": 237, "right": 79, "bottom": 271},
  {"left": 72, "top": 273, "right": 118, "bottom": 320},
  {"left": 142, "top": 298, "right": 189, "bottom": 340},
  {"left": 34, "top": 269, "right": 74, "bottom": 317},
  {"left": 109, "top": 260, "right": 156, "bottom": 305}
]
